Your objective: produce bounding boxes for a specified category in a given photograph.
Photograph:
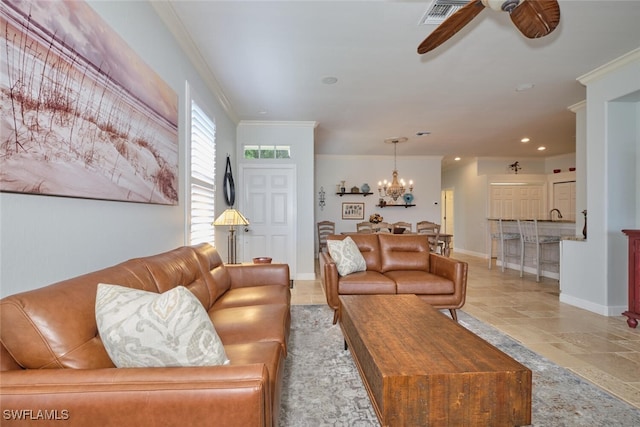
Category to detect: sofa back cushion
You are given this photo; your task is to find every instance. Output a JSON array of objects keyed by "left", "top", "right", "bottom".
[
  {"left": 0, "top": 259, "right": 155, "bottom": 370},
  {"left": 378, "top": 234, "right": 430, "bottom": 273},
  {"left": 192, "top": 243, "right": 232, "bottom": 303},
  {"left": 326, "top": 234, "right": 382, "bottom": 272},
  {"left": 139, "top": 246, "right": 215, "bottom": 310},
  {"left": 0, "top": 244, "right": 226, "bottom": 371}
]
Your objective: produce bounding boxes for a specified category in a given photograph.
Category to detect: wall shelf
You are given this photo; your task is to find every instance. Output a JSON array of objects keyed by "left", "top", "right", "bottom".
[
  {"left": 377, "top": 204, "right": 415, "bottom": 208},
  {"left": 336, "top": 192, "right": 373, "bottom": 197}
]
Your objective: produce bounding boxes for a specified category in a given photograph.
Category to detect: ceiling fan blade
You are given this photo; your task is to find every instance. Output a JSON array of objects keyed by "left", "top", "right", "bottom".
[
  {"left": 417, "top": 0, "right": 485, "bottom": 55},
  {"left": 510, "top": 0, "right": 560, "bottom": 39}
]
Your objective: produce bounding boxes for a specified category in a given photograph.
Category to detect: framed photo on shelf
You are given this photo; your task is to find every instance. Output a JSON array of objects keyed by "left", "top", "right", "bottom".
[{"left": 342, "top": 202, "right": 364, "bottom": 220}]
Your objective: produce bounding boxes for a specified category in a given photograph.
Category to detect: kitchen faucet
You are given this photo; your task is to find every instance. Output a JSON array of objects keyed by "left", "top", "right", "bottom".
[{"left": 549, "top": 208, "right": 563, "bottom": 220}]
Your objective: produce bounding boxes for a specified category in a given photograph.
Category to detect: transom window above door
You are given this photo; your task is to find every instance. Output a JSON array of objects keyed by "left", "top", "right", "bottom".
[{"left": 243, "top": 145, "right": 291, "bottom": 159}]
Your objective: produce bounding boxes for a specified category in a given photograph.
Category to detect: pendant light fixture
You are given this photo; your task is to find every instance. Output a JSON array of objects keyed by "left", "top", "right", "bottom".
[{"left": 378, "top": 137, "right": 413, "bottom": 202}]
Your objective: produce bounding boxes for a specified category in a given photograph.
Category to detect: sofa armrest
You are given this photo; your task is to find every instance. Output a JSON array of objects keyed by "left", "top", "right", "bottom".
[
  {"left": 319, "top": 251, "right": 340, "bottom": 314},
  {"left": 0, "top": 364, "right": 272, "bottom": 427},
  {"left": 429, "top": 253, "right": 469, "bottom": 307},
  {"left": 226, "top": 263, "right": 290, "bottom": 289}
]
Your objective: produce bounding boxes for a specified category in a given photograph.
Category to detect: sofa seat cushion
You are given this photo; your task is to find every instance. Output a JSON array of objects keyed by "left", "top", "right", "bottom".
[
  {"left": 212, "top": 285, "right": 291, "bottom": 310},
  {"left": 211, "top": 304, "right": 291, "bottom": 356},
  {"left": 386, "top": 271, "right": 455, "bottom": 295},
  {"left": 338, "top": 271, "right": 396, "bottom": 294}
]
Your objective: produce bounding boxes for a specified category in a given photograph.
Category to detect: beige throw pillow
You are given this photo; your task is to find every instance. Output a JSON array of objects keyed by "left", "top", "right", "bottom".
[
  {"left": 327, "top": 236, "right": 367, "bottom": 276},
  {"left": 95, "top": 283, "right": 229, "bottom": 368}
]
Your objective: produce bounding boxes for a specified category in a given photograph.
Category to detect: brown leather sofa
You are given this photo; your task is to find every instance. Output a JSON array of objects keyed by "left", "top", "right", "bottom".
[
  {"left": 0, "top": 243, "right": 290, "bottom": 427},
  {"left": 319, "top": 234, "right": 468, "bottom": 323}
]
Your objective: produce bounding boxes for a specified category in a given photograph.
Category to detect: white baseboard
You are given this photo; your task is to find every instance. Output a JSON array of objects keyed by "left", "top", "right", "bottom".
[
  {"left": 452, "top": 248, "right": 486, "bottom": 258},
  {"left": 295, "top": 272, "right": 316, "bottom": 281},
  {"left": 559, "top": 293, "right": 626, "bottom": 317}
]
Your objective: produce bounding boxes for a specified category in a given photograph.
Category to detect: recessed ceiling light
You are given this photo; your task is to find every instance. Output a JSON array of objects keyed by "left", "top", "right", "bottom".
[
  {"left": 515, "top": 83, "right": 535, "bottom": 92},
  {"left": 521, "top": 137, "right": 530, "bottom": 143},
  {"left": 454, "top": 157, "right": 461, "bottom": 161},
  {"left": 537, "top": 146, "right": 546, "bottom": 151},
  {"left": 321, "top": 76, "right": 338, "bottom": 85}
]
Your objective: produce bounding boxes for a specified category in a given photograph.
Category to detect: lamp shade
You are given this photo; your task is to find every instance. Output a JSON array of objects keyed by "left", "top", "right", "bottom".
[{"left": 213, "top": 208, "right": 249, "bottom": 226}]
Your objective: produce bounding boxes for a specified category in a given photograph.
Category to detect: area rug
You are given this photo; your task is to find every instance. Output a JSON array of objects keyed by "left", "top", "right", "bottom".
[{"left": 279, "top": 305, "right": 640, "bottom": 426}]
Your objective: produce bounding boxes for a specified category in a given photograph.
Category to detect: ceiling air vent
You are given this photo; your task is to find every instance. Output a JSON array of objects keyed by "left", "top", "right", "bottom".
[{"left": 420, "top": 0, "right": 470, "bottom": 25}]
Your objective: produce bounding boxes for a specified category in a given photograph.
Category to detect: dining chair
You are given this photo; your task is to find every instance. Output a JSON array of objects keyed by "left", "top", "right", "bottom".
[
  {"left": 317, "top": 220, "right": 335, "bottom": 253},
  {"left": 517, "top": 219, "right": 560, "bottom": 282},
  {"left": 416, "top": 221, "right": 441, "bottom": 253},
  {"left": 373, "top": 222, "right": 392, "bottom": 233},
  {"left": 488, "top": 219, "right": 520, "bottom": 272},
  {"left": 392, "top": 221, "right": 412, "bottom": 233},
  {"left": 356, "top": 221, "right": 373, "bottom": 233}
]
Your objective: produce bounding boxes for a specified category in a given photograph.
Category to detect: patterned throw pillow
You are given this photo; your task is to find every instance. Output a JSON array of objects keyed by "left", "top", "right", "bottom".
[
  {"left": 327, "top": 236, "right": 367, "bottom": 276},
  {"left": 95, "top": 283, "right": 229, "bottom": 368}
]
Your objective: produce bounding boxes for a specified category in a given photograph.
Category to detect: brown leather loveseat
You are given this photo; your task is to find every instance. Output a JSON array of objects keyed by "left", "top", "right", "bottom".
[
  {"left": 319, "top": 234, "right": 468, "bottom": 323},
  {"left": 0, "top": 243, "right": 290, "bottom": 427}
]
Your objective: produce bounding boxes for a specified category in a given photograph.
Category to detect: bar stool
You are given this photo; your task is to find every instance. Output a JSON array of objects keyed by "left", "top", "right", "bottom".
[
  {"left": 517, "top": 219, "right": 560, "bottom": 282},
  {"left": 488, "top": 219, "right": 520, "bottom": 272}
]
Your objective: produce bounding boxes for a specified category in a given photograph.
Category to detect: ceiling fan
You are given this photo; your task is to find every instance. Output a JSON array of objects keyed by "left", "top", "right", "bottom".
[{"left": 417, "top": 0, "right": 560, "bottom": 55}]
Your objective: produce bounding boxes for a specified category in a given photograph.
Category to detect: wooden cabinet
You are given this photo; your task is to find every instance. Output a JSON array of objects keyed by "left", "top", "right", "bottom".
[
  {"left": 553, "top": 181, "right": 576, "bottom": 221},
  {"left": 489, "top": 184, "right": 545, "bottom": 219},
  {"left": 622, "top": 229, "right": 640, "bottom": 328}
]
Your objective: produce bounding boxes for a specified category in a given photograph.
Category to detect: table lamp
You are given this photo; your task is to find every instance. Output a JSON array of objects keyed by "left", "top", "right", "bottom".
[{"left": 213, "top": 208, "right": 249, "bottom": 264}]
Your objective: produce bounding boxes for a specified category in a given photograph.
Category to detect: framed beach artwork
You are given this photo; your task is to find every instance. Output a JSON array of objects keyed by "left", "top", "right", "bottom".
[
  {"left": 0, "top": 0, "right": 179, "bottom": 204},
  {"left": 342, "top": 202, "right": 364, "bottom": 220}
]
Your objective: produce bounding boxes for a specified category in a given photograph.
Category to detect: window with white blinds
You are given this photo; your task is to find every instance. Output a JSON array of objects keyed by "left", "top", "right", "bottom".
[{"left": 189, "top": 101, "right": 216, "bottom": 245}]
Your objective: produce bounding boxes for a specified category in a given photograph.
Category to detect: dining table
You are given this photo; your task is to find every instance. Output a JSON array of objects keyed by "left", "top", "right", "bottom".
[{"left": 340, "top": 231, "right": 453, "bottom": 257}]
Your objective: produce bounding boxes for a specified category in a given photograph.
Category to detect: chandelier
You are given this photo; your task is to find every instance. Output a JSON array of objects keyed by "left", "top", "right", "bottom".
[{"left": 378, "top": 137, "right": 413, "bottom": 202}]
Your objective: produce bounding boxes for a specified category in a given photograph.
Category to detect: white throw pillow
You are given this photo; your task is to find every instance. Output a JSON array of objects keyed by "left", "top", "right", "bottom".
[
  {"left": 327, "top": 236, "right": 367, "bottom": 276},
  {"left": 95, "top": 283, "right": 229, "bottom": 368}
]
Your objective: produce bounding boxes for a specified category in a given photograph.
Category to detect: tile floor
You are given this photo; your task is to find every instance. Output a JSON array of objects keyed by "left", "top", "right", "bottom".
[{"left": 291, "top": 252, "right": 640, "bottom": 408}]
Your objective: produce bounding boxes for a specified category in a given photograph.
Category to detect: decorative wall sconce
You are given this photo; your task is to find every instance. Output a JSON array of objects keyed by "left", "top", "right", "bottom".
[
  {"left": 509, "top": 161, "right": 522, "bottom": 174},
  {"left": 318, "top": 186, "right": 326, "bottom": 210}
]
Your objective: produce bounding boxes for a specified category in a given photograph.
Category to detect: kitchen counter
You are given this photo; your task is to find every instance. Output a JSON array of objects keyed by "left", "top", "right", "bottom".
[
  {"left": 487, "top": 219, "right": 576, "bottom": 279},
  {"left": 561, "top": 235, "right": 586, "bottom": 241},
  {"left": 488, "top": 218, "right": 576, "bottom": 224}
]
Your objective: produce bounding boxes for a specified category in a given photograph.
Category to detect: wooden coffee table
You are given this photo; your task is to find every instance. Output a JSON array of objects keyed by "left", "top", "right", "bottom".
[{"left": 339, "top": 295, "right": 532, "bottom": 426}]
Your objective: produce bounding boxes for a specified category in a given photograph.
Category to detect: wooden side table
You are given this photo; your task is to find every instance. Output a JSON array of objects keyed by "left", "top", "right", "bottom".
[{"left": 622, "top": 229, "right": 640, "bottom": 328}]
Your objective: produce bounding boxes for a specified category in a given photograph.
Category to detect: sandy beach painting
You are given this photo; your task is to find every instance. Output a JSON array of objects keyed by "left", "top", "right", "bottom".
[{"left": 1, "top": 0, "right": 178, "bottom": 204}]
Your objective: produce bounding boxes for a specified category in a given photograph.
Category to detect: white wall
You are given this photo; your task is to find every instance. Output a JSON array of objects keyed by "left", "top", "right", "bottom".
[
  {"left": 560, "top": 48, "right": 640, "bottom": 316},
  {"left": 315, "top": 155, "right": 442, "bottom": 245},
  {"left": 0, "top": 1, "right": 236, "bottom": 297},
  {"left": 236, "top": 121, "right": 316, "bottom": 280}
]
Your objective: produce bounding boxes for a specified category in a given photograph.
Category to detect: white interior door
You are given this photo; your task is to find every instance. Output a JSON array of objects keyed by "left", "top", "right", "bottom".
[
  {"left": 441, "top": 189, "right": 454, "bottom": 248},
  {"left": 239, "top": 165, "right": 296, "bottom": 276}
]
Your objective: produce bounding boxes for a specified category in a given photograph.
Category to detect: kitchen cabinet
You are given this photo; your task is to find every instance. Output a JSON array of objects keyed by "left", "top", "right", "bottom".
[
  {"left": 489, "top": 184, "right": 545, "bottom": 219},
  {"left": 553, "top": 181, "right": 576, "bottom": 221}
]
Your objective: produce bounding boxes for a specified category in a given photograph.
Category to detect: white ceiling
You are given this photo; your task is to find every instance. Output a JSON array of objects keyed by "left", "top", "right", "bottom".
[{"left": 156, "top": 1, "right": 640, "bottom": 167}]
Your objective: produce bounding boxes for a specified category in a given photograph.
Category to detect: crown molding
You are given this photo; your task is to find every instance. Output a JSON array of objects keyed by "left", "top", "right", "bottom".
[
  {"left": 150, "top": 1, "right": 238, "bottom": 123},
  {"left": 568, "top": 100, "right": 586, "bottom": 113},
  {"left": 238, "top": 120, "right": 319, "bottom": 128},
  {"left": 577, "top": 47, "right": 640, "bottom": 86}
]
